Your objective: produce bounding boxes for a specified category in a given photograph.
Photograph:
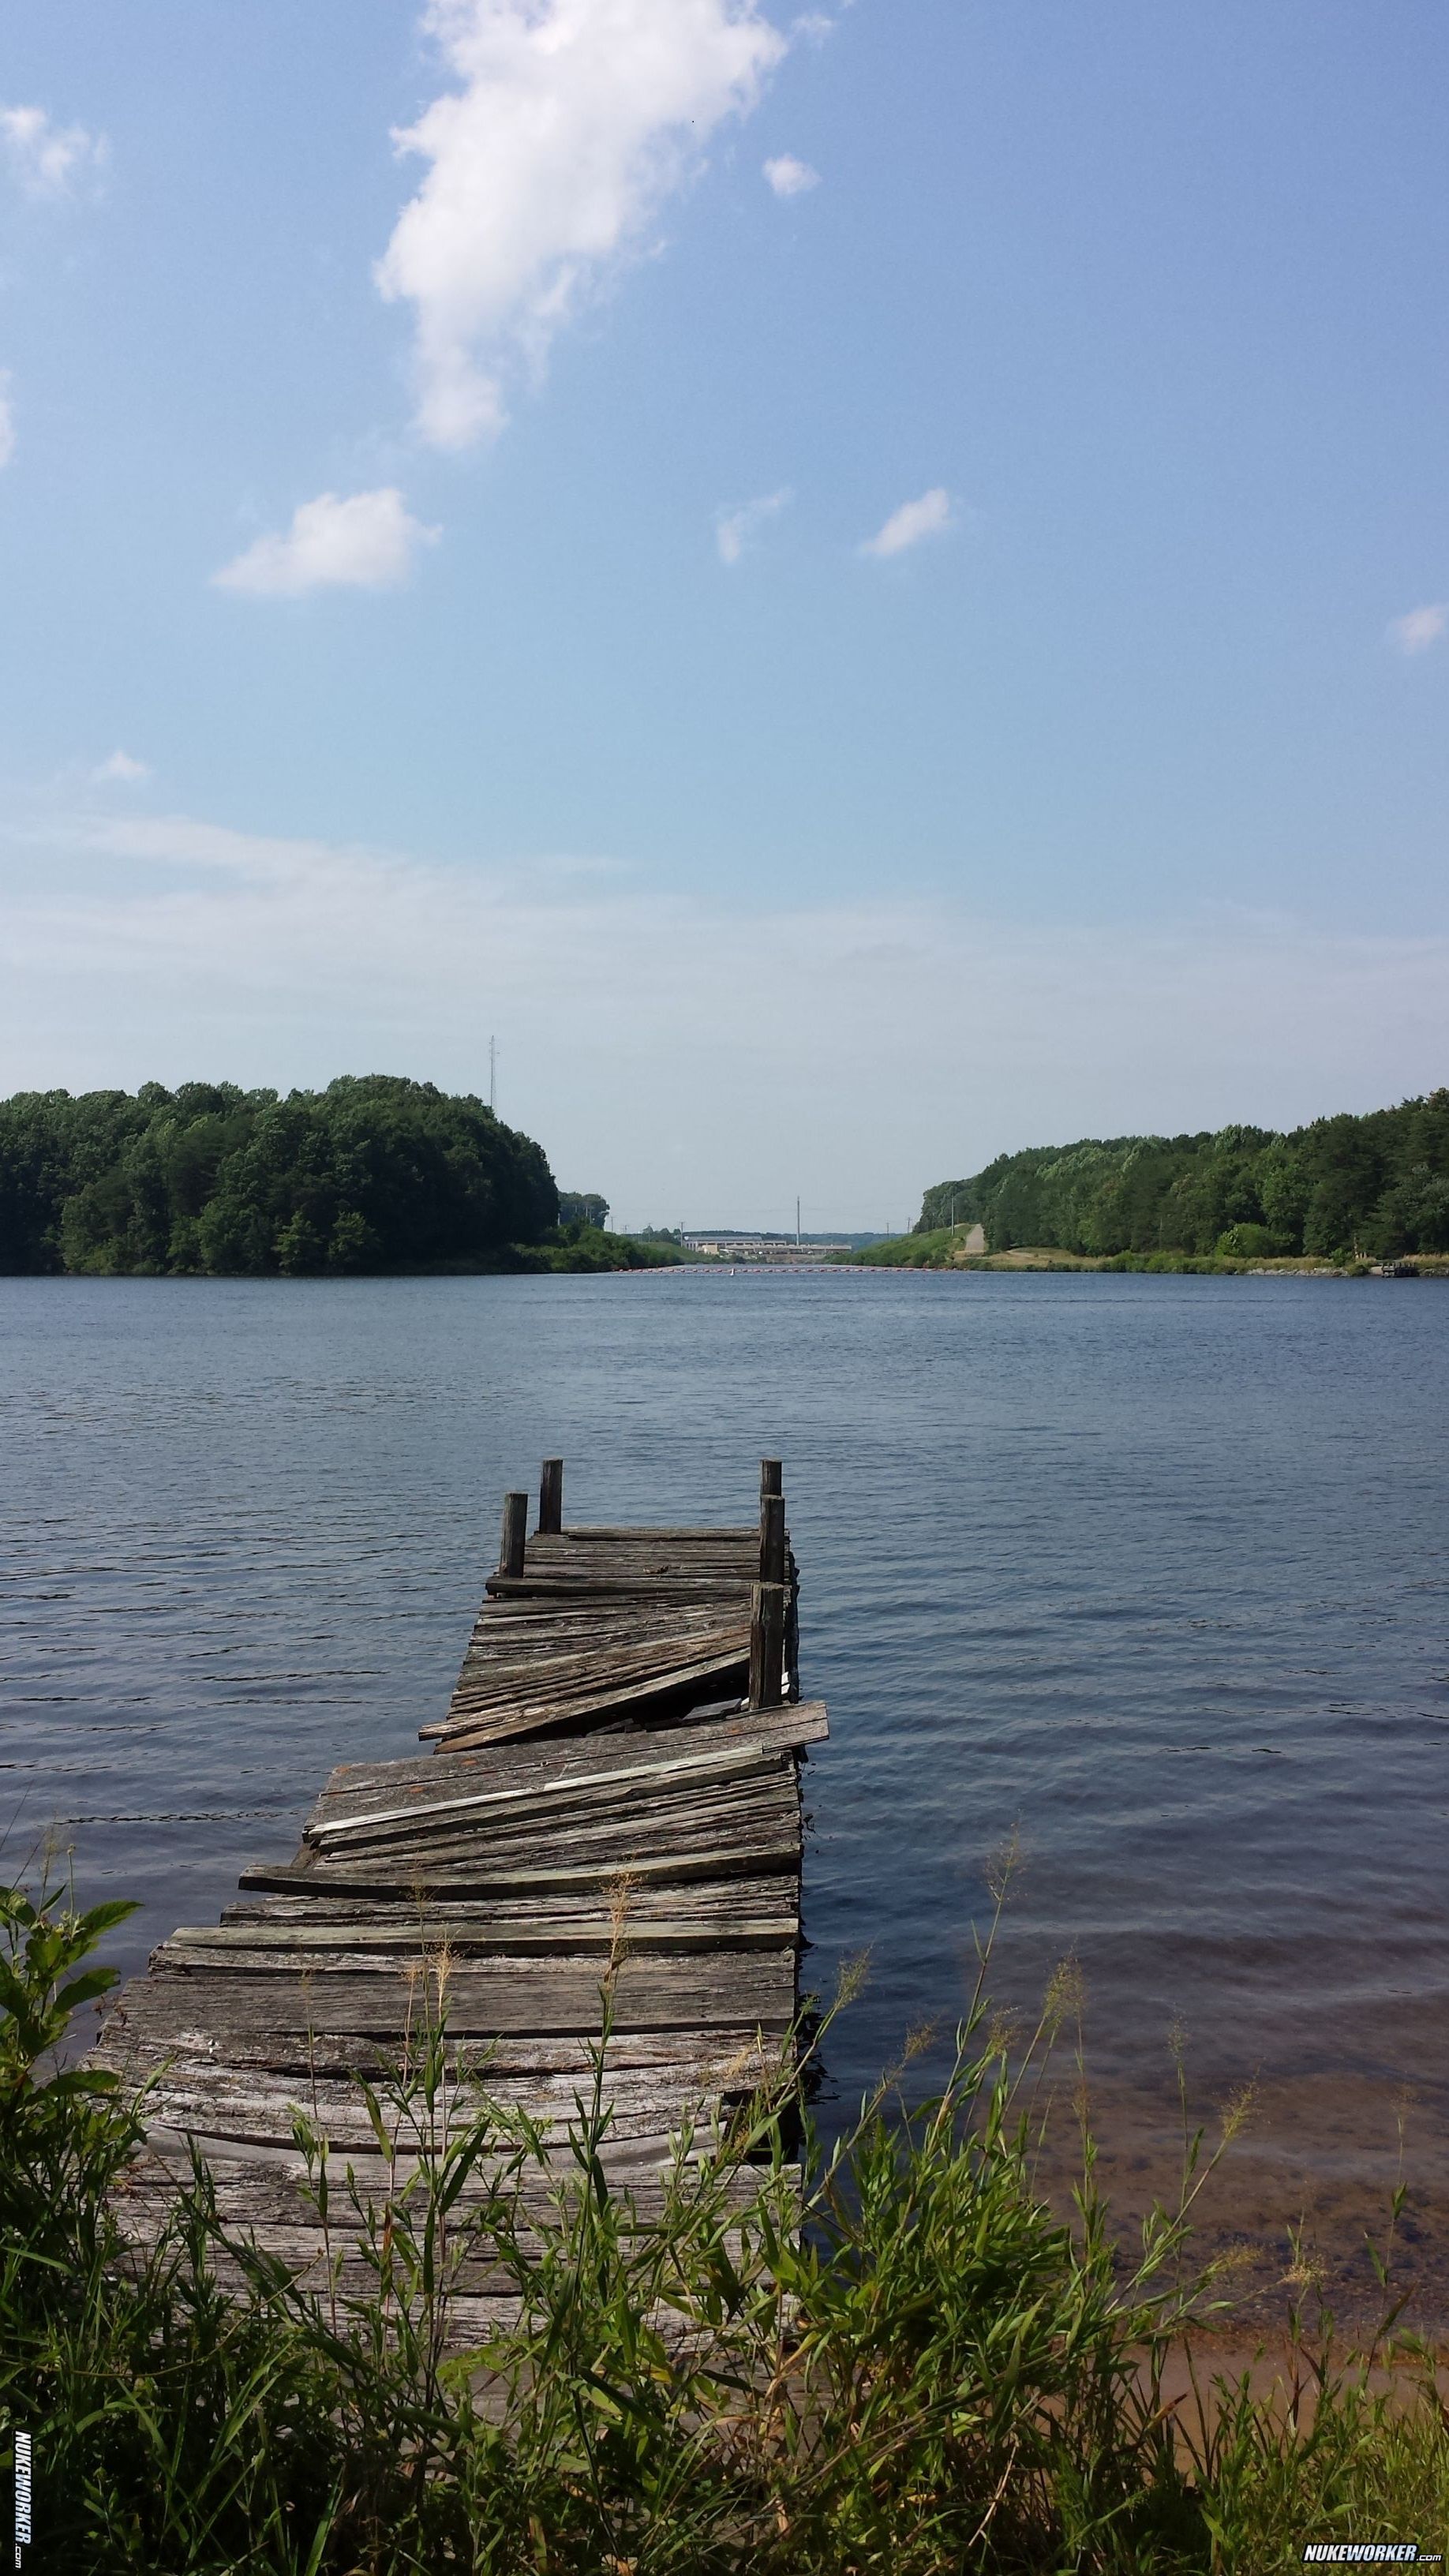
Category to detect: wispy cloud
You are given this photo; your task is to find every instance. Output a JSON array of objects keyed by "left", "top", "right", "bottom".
[
  {"left": 1387, "top": 603, "right": 1447, "bottom": 657},
  {"left": 860, "top": 487, "right": 955, "bottom": 560},
  {"left": 376, "top": 0, "right": 788, "bottom": 450},
  {"left": 93, "top": 750, "right": 151, "bottom": 785},
  {"left": 0, "top": 109, "right": 106, "bottom": 476},
  {"left": 0, "top": 103, "right": 106, "bottom": 198},
  {"left": 763, "top": 152, "right": 818, "bottom": 197},
  {"left": 213, "top": 489, "right": 440, "bottom": 598},
  {"left": 715, "top": 486, "right": 792, "bottom": 565},
  {"left": 7, "top": 803, "right": 1449, "bottom": 1225}
]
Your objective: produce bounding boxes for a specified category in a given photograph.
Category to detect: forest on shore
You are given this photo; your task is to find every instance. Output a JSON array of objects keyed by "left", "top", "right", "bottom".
[
  {"left": 916, "top": 1091, "right": 1449, "bottom": 1263},
  {"left": 0, "top": 1077, "right": 675, "bottom": 1277}
]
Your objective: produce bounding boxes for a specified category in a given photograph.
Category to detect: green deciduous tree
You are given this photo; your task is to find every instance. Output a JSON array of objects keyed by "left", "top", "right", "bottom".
[
  {"left": 915, "top": 1092, "right": 1449, "bottom": 1262},
  {"left": 0, "top": 1076, "right": 559, "bottom": 1276}
]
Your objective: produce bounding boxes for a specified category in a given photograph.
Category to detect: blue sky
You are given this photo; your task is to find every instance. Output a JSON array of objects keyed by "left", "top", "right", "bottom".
[{"left": 2, "top": 0, "right": 1447, "bottom": 1226}]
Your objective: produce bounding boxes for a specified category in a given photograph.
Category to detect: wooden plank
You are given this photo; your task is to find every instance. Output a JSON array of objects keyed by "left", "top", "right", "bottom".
[
  {"left": 126, "top": 2062, "right": 761, "bottom": 2146},
  {"left": 313, "top": 1702, "right": 827, "bottom": 1809},
  {"left": 237, "top": 1840, "right": 802, "bottom": 1900},
  {"left": 153, "top": 1911, "right": 799, "bottom": 1964},
  {"left": 105, "top": 1948, "right": 799, "bottom": 2039},
  {"left": 303, "top": 1771, "right": 802, "bottom": 1844},
  {"left": 481, "top": 1566, "right": 747, "bottom": 1586},
  {"left": 447, "top": 1670, "right": 738, "bottom": 1711},
  {"left": 439, "top": 1648, "right": 749, "bottom": 1720},
  {"left": 292, "top": 1803, "right": 803, "bottom": 1883},
  {"left": 94, "top": 2027, "right": 784, "bottom": 2089},
  {"left": 429, "top": 1652, "right": 751, "bottom": 1748},
  {"left": 223, "top": 1873, "right": 793, "bottom": 1926},
  {"left": 306, "top": 1758, "right": 792, "bottom": 1844},
  {"left": 298, "top": 1784, "right": 804, "bottom": 1863},
  {"left": 560, "top": 1525, "right": 756, "bottom": 1542},
  {"left": 537, "top": 1531, "right": 755, "bottom": 1545},
  {"left": 305, "top": 1741, "right": 788, "bottom": 1850},
  {"left": 447, "top": 1627, "right": 748, "bottom": 1707},
  {"left": 294, "top": 1786, "right": 807, "bottom": 1870},
  {"left": 103, "top": 2144, "right": 770, "bottom": 2248}
]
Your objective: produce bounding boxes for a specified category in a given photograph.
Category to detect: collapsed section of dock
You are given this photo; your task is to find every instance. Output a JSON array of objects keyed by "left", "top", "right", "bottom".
[{"left": 94, "top": 1458, "right": 825, "bottom": 2333}]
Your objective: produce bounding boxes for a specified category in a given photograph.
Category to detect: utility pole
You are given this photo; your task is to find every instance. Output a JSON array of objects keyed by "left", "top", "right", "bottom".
[
  {"left": 796, "top": 1196, "right": 801, "bottom": 1248},
  {"left": 489, "top": 1036, "right": 496, "bottom": 1114}
]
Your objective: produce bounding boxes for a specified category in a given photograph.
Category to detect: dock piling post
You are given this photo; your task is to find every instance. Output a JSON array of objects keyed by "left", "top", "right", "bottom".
[
  {"left": 760, "top": 1457, "right": 783, "bottom": 1500},
  {"left": 500, "top": 1490, "right": 529, "bottom": 1578},
  {"left": 749, "top": 1580, "right": 786, "bottom": 1709},
  {"left": 538, "top": 1458, "right": 564, "bottom": 1535},
  {"left": 760, "top": 1490, "right": 786, "bottom": 1587}
]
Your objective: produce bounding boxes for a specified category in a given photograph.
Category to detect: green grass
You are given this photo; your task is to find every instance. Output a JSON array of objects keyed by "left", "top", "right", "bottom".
[{"left": 4, "top": 1873, "right": 1447, "bottom": 2571}]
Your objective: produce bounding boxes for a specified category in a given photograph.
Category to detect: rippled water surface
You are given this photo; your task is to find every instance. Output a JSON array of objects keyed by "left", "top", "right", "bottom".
[{"left": 3, "top": 1270, "right": 1447, "bottom": 2305}]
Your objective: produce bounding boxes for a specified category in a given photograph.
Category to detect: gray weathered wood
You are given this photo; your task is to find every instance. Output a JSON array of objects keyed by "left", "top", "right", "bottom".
[
  {"left": 107, "top": 1948, "right": 799, "bottom": 2039},
  {"left": 759, "top": 1492, "right": 786, "bottom": 1588},
  {"left": 237, "top": 1840, "right": 802, "bottom": 1901},
  {"left": 94, "top": 1463, "right": 816, "bottom": 2346},
  {"left": 500, "top": 1490, "right": 529, "bottom": 1578},
  {"left": 306, "top": 1741, "right": 788, "bottom": 1852},
  {"left": 432, "top": 1646, "right": 751, "bottom": 1748},
  {"left": 748, "top": 1582, "right": 786, "bottom": 1712}
]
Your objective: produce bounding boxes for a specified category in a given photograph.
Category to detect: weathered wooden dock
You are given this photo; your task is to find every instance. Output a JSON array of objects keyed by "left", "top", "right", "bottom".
[{"left": 94, "top": 1459, "right": 824, "bottom": 2334}]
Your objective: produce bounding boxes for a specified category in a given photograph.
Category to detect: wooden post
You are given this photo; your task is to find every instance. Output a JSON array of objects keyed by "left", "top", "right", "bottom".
[
  {"left": 538, "top": 1458, "right": 564, "bottom": 1535},
  {"left": 760, "top": 1490, "right": 786, "bottom": 1587},
  {"left": 784, "top": 1558, "right": 800, "bottom": 1703},
  {"left": 500, "top": 1490, "right": 529, "bottom": 1578},
  {"left": 749, "top": 1581, "right": 786, "bottom": 1710},
  {"left": 757, "top": 1465, "right": 787, "bottom": 1701}
]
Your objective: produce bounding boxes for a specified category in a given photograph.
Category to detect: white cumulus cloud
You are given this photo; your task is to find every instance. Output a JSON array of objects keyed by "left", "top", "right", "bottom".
[
  {"left": 860, "top": 487, "right": 955, "bottom": 560},
  {"left": 763, "top": 152, "right": 818, "bottom": 197},
  {"left": 93, "top": 750, "right": 151, "bottom": 784},
  {"left": 376, "top": 0, "right": 788, "bottom": 451},
  {"left": 1387, "top": 603, "right": 1447, "bottom": 657},
  {"left": 0, "top": 103, "right": 106, "bottom": 197},
  {"left": 715, "top": 485, "right": 792, "bottom": 564},
  {"left": 213, "top": 489, "right": 440, "bottom": 598}
]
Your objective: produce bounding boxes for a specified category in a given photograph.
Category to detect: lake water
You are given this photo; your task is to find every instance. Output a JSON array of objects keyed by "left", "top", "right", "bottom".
[{"left": 3, "top": 1269, "right": 1447, "bottom": 2328}]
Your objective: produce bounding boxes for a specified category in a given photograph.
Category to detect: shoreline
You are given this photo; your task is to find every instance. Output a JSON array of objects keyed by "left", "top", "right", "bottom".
[{"left": 826, "top": 1244, "right": 1449, "bottom": 1279}]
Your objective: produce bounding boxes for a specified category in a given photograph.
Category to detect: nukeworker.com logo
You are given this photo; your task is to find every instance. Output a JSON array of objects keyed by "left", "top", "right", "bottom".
[{"left": 1302, "top": 2548, "right": 1442, "bottom": 2564}]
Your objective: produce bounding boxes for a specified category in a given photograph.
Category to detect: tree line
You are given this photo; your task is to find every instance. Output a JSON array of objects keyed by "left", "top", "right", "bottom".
[
  {"left": 917, "top": 1091, "right": 1449, "bottom": 1260},
  {"left": 0, "top": 1077, "right": 567, "bottom": 1275}
]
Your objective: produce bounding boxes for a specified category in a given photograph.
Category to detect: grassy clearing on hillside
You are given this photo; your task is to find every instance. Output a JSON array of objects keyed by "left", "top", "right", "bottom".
[
  {"left": 834, "top": 1234, "right": 1449, "bottom": 1279},
  {"left": 4, "top": 1871, "right": 1447, "bottom": 2572}
]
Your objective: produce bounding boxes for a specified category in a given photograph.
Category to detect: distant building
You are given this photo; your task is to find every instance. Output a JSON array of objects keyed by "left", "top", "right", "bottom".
[{"left": 682, "top": 1231, "right": 858, "bottom": 1261}]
